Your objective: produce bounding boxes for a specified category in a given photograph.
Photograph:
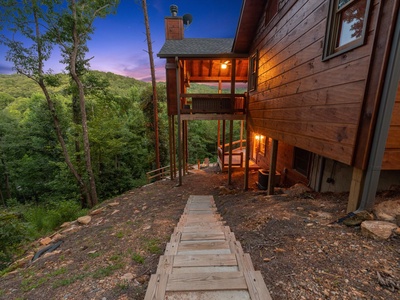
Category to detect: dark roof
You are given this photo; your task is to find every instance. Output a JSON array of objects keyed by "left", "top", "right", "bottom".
[{"left": 157, "top": 38, "right": 241, "bottom": 58}]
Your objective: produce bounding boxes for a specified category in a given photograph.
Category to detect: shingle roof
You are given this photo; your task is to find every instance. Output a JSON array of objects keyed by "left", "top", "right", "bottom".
[{"left": 157, "top": 38, "right": 234, "bottom": 58}]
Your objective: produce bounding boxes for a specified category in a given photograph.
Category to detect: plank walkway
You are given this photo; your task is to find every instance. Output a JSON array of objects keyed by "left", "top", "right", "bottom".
[{"left": 145, "top": 195, "right": 272, "bottom": 300}]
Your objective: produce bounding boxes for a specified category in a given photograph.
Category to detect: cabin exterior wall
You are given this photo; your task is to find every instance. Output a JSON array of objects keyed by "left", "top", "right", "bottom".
[{"left": 246, "top": 0, "right": 400, "bottom": 187}]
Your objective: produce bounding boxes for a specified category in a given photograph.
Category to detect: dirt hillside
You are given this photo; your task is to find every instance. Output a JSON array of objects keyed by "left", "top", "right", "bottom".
[{"left": 0, "top": 167, "right": 399, "bottom": 299}]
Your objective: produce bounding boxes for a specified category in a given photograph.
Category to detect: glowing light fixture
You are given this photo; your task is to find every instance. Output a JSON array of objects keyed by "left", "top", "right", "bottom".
[{"left": 221, "top": 63, "right": 228, "bottom": 69}]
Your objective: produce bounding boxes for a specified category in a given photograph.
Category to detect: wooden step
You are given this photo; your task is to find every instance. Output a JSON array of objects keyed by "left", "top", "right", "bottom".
[
  {"left": 145, "top": 271, "right": 271, "bottom": 300},
  {"left": 145, "top": 195, "right": 272, "bottom": 300}
]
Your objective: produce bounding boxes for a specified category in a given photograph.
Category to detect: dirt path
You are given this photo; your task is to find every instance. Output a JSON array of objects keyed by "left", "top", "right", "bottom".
[{"left": 0, "top": 167, "right": 399, "bottom": 299}]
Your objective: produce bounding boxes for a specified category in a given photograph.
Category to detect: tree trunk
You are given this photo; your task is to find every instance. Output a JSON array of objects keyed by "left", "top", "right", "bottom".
[
  {"left": 142, "top": 0, "right": 160, "bottom": 170},
  {"left": 70, "top": 0, "right": 98, "bottom": 207},
  {"left": 32, "top": 6, "right": 90, "bottom": 205}
]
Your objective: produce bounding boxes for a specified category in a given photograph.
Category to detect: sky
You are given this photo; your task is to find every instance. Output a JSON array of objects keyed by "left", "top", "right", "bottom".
[{"left": 0, "top": 0, "right": 243, "bottom": 81}]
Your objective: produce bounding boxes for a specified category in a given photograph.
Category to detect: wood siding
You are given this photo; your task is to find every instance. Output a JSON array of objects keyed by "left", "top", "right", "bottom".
[
  {"left": 382, "top": 81, "right": 400, "bottom": 169},
  {"left": 247, "top": 0, "right": 389, "bottom": 166}
]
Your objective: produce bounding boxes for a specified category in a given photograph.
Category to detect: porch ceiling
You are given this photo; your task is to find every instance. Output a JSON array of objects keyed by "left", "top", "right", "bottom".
[{"left": 183, "top": 58, "right": 248, "bottom": 83}]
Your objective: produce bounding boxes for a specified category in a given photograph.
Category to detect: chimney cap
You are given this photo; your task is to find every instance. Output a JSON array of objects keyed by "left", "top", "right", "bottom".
[{"left": 170, "top": 4, "right": 178, "bottom": 16}]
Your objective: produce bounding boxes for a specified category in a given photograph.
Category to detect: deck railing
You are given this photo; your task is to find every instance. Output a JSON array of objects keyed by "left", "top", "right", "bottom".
[
  {"left": 218, "top": 140, "right": 246, "bottom": 169},
  {"left": 146, "top": 165, "right": 171, "bottom": 183},
  {"left": 180, "top": 93, "right": 246, "bottom": 114}
]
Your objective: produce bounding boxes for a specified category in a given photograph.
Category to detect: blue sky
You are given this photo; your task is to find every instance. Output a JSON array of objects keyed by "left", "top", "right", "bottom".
[{"left": 0, "top": 0, "right": 243, "bottom": 81}]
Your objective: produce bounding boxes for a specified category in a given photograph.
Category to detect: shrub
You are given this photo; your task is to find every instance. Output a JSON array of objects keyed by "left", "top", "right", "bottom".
[{"left": 0, "top": 211, "right": 29, "bottom": 270}]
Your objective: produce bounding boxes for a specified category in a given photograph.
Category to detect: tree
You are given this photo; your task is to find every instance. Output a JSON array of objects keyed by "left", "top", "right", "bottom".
[
  {"left": 0, "top": 0, "right": 119, "bottom": 207},
  {"left": 141, "top": 0, "right": 160, "bottom": 170},
  {"left": 0, "top": 0, "right": 90, "bottom": 205}
]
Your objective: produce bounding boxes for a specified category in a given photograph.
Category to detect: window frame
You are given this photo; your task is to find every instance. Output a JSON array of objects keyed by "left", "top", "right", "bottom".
[
  {"left": 322, "top": 0, "right": 371, "bottom": 61},
  {"left": 249, "top": 51, "right": 258, "bottom": 92}
]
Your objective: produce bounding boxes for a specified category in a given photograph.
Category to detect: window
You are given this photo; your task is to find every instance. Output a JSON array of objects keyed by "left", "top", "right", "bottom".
[
  {"left": 323, "top": 0, "right": 371, "bottom": 60},
  {"left": 265, "top": 0, "right": 278, "bottom": 25},
  {"left": 249, "top": 51, "right": 258, "bottom": 91},
  {"left": 293, "top": 147, "right": 311, "bottom": 176}
]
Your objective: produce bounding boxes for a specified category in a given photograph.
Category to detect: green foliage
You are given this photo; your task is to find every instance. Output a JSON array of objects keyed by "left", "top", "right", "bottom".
[
  {"left": 22, "top": 200, "right": 88, "bottom": 236},
  {"left": 0, "top": 211, "right": 29, "bottom": 270},
  {"left": 132, "top": 253, "right": 145, "bottom": 264},
  {"left": 92, "top": 263, "right": 123, "bottom": 279}
]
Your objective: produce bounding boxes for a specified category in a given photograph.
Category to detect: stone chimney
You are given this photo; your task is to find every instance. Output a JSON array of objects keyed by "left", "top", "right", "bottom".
[{"left": 165, "top": 4, "right": 184, "bottom": 40}]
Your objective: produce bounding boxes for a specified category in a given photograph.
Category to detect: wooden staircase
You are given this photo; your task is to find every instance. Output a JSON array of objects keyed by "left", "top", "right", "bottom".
[{"left": 145, "top": 195, "right": 272, "bottom": 299}]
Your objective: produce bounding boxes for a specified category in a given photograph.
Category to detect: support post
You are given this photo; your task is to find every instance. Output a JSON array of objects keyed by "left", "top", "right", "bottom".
[
  {"left": 222, "top": 120, "right": 226, "bottom": 169},
  {"left": 267, "top": 139, "right": 278, "bottom": 195},
  {"left": 348, "top": 167, "right": 365, "bottom": 212},
  {"left": 172, "top": 115, "right": 176, "bottom": 179},
  {"left": 244, "top": 123, "right": 250, "bottom": 191},
  {"left": 175, "top": 57, "right": 182, "bottom": 186},
  {"left": 228, "top": 120, "right": 234, "bottom": 185},
  {"left": 168, "top": 115, "right": 174, "bottom": 180}
]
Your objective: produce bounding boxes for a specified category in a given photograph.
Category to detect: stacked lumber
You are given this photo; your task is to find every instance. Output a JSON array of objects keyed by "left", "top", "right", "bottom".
[{"left": 145, "top": 195, "right": 272, "bottom": 300}]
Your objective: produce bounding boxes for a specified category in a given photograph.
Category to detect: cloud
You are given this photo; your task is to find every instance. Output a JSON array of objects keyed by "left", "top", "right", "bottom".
[{"left": 0, "top": 63, "right": 14, "bottom": 74}]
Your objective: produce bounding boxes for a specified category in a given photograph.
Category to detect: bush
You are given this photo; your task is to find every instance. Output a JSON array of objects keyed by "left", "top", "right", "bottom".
[
  {"left": 23, "top": 200, "right": 87, "bottom": 236},
  {"left": 0, "top": 211, "right": 29, "bottom": 270}
]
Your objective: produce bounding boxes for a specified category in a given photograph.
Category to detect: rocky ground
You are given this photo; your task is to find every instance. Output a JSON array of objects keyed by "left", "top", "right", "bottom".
[{"left": 0, "top": 166, "right": 399, "bottom": 300}]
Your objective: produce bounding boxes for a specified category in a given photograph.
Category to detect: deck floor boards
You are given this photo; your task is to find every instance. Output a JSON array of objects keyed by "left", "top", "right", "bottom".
[{"left": 145, "top": 195, "right": 272, "bottom": 300}]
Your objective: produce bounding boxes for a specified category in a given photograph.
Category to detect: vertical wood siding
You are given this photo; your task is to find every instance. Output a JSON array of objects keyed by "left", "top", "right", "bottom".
[{"left": 248, "top": 0, "right": 382, "bottom": 165}]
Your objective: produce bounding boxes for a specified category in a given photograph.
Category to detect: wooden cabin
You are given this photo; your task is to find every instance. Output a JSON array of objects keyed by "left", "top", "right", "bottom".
[
  {"left": 157, "top": 7, "right": 251, "bottom": 184},
  {"left": 235, "top": 0, "right": 400, "bottom": 211},
  {"left": 158, "top": 0, "right": 400, "bottom": 211}
]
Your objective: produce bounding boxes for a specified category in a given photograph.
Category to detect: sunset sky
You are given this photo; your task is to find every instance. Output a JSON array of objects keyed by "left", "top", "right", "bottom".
[{"left": 0, "top": 0, "right": 243, "bottom": 81}]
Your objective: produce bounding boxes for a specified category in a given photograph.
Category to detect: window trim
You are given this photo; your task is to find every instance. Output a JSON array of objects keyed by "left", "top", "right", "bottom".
[
  {"left": 322, "top": 0, "right": 371, "bottom": 61},
  {"left": 249, "top": 51, "right": 258, "bottom": 91}
]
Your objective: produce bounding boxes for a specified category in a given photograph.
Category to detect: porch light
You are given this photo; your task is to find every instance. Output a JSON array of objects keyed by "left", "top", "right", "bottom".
[
  {"left": 255, "top": 135, "right": 260, "bottom": 140},
  {"left": 221, "top": 63, "right": 228, "bottom": 69}
]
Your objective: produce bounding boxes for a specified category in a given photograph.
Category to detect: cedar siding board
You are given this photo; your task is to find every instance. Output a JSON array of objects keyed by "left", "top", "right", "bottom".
[{"left": 246, "top": 0, "right": 396, "bottom": 167}]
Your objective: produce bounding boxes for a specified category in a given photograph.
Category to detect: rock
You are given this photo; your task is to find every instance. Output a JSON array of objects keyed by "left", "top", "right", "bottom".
[
  {"left": 136, "top": 274, "right": 150, "bottom": 284},
  {"left": 60, "top": 221, "right": 71, "bottom": 228},
  {"left": 361, "top": 221, "right": 398, "bottom": 240},
  {"left": 90, "top": 208, "right": 105, "bottom": 216},
  {"left": 310, "top": 210, "right": 333, "bottom": 219},
  {"left": 51, "top": 233, "right": 63, "bottom": 242},
  {"left": 40, "top": 237, "right": 52, "bottom": 246},
  {"left": 283, "top": 183, "right": 312, "bottom": 197},
  {"left": 77, "top": 215, "right": 92, "bottom": 225},
  {"left": 374, "top": 199, "right": 400, "bottom": 222},
  {"left": 343, "top": 210, "right": 374, "bottom": 227},
  {"left": 121, "top": 273, "right": 134, "bottom": 281}
]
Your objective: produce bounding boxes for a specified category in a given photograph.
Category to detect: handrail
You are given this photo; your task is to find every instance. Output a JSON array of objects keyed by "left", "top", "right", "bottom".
[{"left": 146, "top": 165, "right": 171, "bottom": 183}]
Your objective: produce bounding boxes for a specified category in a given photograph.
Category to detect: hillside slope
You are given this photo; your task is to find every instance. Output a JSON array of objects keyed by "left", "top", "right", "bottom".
[{"left": 0, "top": 169, "right": 399, "bottom": 300}]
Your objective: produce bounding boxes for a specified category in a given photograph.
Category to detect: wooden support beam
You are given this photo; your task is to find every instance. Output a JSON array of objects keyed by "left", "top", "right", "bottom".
[
  {"left": 228, "top": 120, "right": 233, "bottom": 185},
  {"left": 348, "top": 167, "right": 365, "bottom": 212},
  {"left": 180, "top": 114, "right": 245, "bottom": 121},
  {"left": 267, "top": 139, "right": 278, "bottom": 195}
]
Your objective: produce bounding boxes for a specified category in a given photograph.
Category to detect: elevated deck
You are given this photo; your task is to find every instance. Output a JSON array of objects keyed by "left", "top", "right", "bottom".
[{"left": 145, "top": 195, "right": 272, "bottom": 299}]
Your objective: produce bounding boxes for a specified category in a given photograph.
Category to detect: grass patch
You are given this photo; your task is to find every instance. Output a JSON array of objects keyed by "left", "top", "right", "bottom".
[
  {"left": 92, "top": 263, "right": 123, "bottom": 279},
  {"left": 132, "top": 253, "right": 145, "bottom": 264},
  {"left": 145, "top": 238, "right": 162, "bottom": 255},
  {"left": 116, "top": 231, "right": 124, "bottom": 238},
  {"left": 21, "top": 267, "right": 68, "bottom": 291},
  {"left": 52, "top": 274, "right": 86, "bottom": 288},
  {"left": 88, "top": 251, "right": 101, "bottom": 259}
]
